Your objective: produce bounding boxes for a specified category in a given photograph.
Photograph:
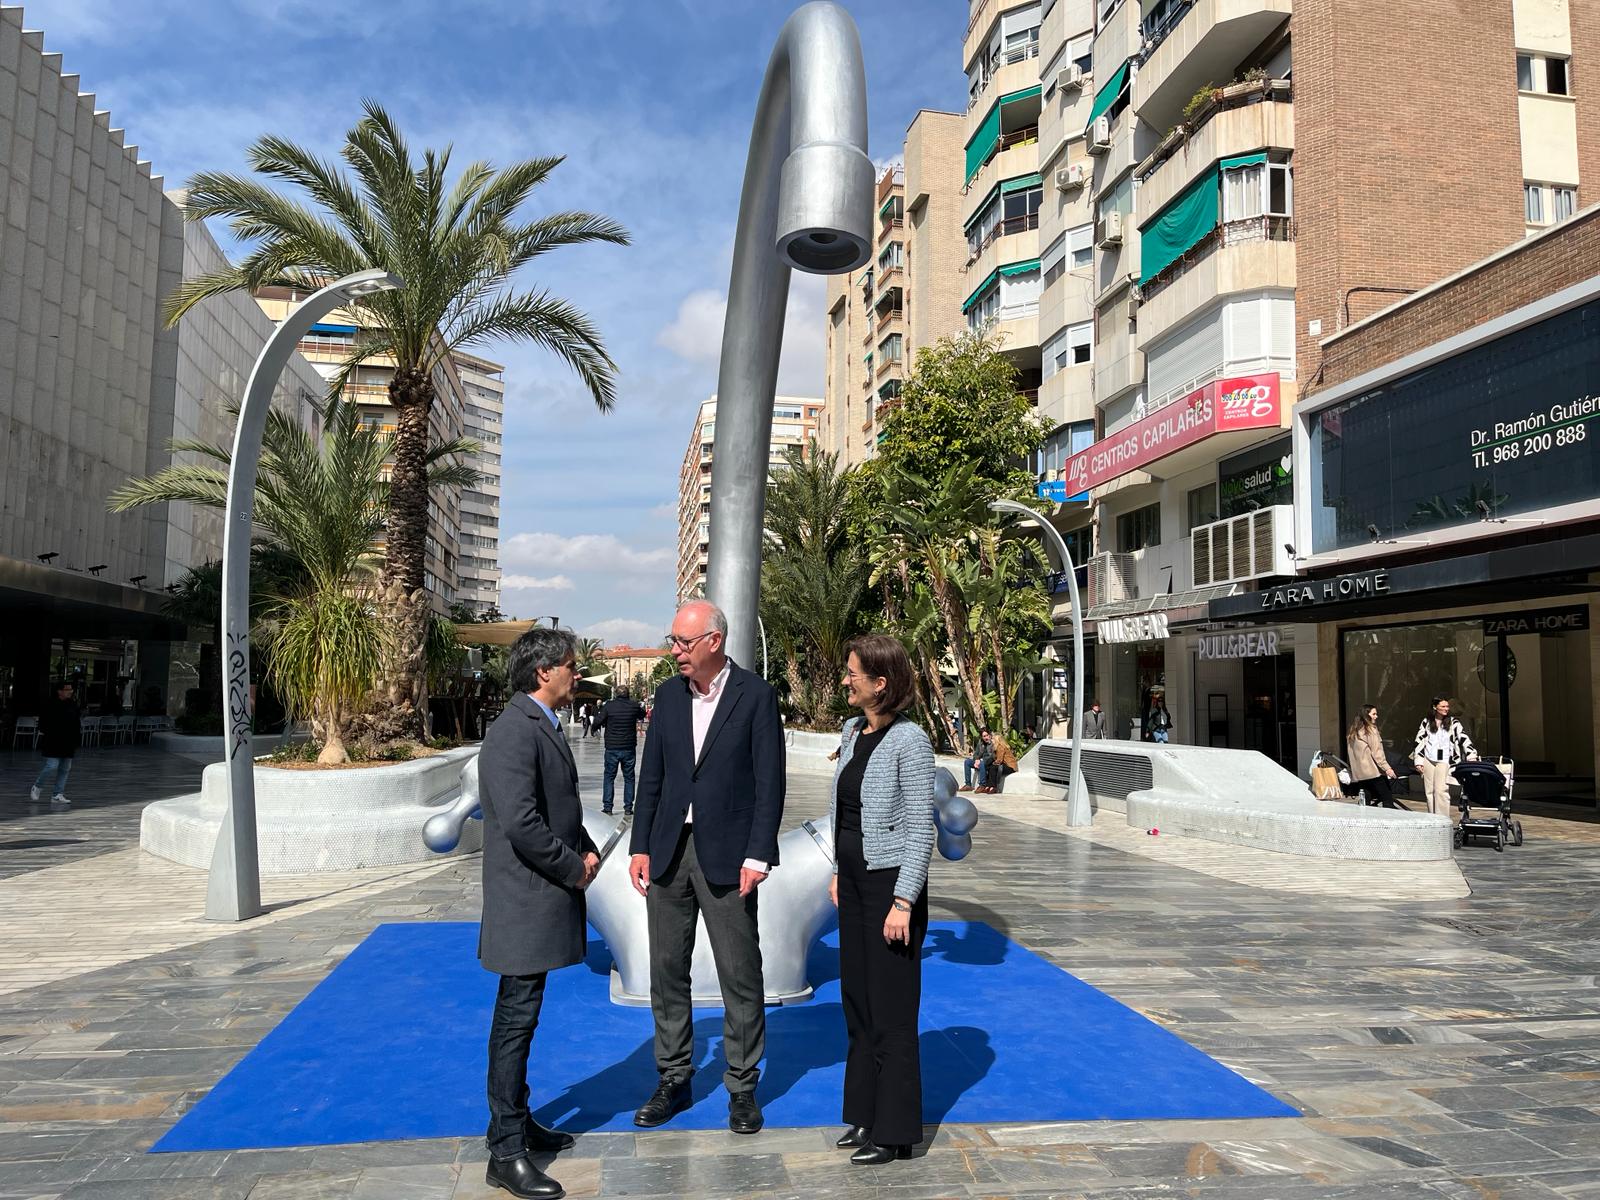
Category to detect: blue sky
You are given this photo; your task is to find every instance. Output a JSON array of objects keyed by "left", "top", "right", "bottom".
[{"left": 22, "top": 0, "right": 967, "bottom": 647}]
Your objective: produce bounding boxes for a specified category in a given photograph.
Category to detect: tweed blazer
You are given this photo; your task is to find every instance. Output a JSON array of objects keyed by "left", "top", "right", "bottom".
[{"left": 829, "top": 715, "right": 937, "bottom": 902}]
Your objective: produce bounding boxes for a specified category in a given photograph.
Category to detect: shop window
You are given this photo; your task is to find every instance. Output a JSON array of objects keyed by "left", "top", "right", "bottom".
[
  {"left": 1185, "top": 483, "right": 1218, "bottom": 532},
  {"left": 1117, "top": 501, "right": 1161, "bottom": 551}
]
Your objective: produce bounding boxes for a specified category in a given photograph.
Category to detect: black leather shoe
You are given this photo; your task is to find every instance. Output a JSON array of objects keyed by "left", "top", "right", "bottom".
[
  {"left": 633, "top": 1078, "right": 691, "bottom": 1127},
  {"left": 486, "top": 1153, "right": 564, "bottom": 1198},
  {"left": 728, "top": 1091, "right": 763, "bottom": 1134},
  {"left": 523, "top": 1117, "right": 575, "bottom": 1153},
  {"left": 850, "top": 1142, "right": 912, "bottom": 1165},
  {"left": 835, "top": 1124, "right": 870, "bottom": 1149}
]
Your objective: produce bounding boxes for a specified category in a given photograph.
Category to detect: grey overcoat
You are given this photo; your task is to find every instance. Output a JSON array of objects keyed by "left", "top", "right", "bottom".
[{"left": 477, "top": 691, "right": 599, "bottom": 977}]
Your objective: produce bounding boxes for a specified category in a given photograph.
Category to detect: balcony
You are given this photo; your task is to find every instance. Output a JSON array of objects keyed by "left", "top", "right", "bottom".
[
  {"left": 1137, "top": 216, "right": 1296, "bottom": 344},
  {"left": 966, "top": 43, "right": 1041, "bottom": 116},
  {"left": 1136, "top": 0, "right": 1293, "bottom": 132},
  {"left": 876, "top": 357, "right": 903, "bottom": 379},
  {"left": 965, "top": 126, "right": 1040, "bottom": 202},
  {"left": 1137, "top": 80, "right": 1293, "bottom": 217}
]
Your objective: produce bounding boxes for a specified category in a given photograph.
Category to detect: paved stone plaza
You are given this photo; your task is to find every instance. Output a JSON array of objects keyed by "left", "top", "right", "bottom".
[{"left": 2, "top": 738, "right": 1599, "bottom": 1199}]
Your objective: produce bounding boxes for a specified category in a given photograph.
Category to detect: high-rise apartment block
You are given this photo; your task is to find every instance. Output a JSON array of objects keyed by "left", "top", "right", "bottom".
[
  {"left": 676, "top": 394, "right": 823, "bottom": 602},
  {"left": 253, "top": 291, "right": 504, "bottom": 618},
  {"left": 822, "top": 111, "right": 967, "bottom": 468}
]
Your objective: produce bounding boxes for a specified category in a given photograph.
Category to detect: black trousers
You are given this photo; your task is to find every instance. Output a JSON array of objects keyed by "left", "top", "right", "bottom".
[
  {"left": 485, "top": 972, "right": 548, "bottom": 1160},
  {"left": 1356, "top": 774, "right": 1398, "bottom": 808},
  {"left": 647, "top": 824, "right": 765, "bottom": 1093},
  {"left": 836, "top": 826, "right": 928, "bottom": 1146}
]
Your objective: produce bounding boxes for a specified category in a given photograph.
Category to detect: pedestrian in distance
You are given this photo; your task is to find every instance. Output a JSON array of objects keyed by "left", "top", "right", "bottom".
[
  {"left": 30, "top": 681, "right": 80, "bottom": 805},
  {"left": 1412, "top": 694, "right": 1477, "bottom": 821},
  {"left": 959, "top": 730, "right": 992, "bottom": 792},
  {"left": 829, "top": 633, "right": 936, "bottom": 1165},
  {"left": 1346, "top": 703, "right": 1399, "bottom": 808},
  {"left": 1146, "top": 694, "right": 1173, "bottom": 743},
  {"left": 1078, "top": 701, "right": 1108, "bottom": 740},
  {"left": 977, "top": 731, "right": 1017, "bottom": 794},
  {"left": 629, "top": 600, "right": 785, "bottom": 1135},
  {"left": 476, "top": 627, "right": 600, "bottom": 1200},
  {"left": 592, "top": 685, "right": 647, "bottom": 816}
]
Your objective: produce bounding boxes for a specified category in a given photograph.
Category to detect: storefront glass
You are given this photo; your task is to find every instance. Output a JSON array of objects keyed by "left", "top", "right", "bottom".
[
  {"left": 1341, "top": 618, "right": 1594, "bottom": 781},
  {"left": 1111, "top": 640, "right": 1165, "bottom": 741},
  {"left": 1310, "top": 296, "right": 1600, "bottom": 551}
]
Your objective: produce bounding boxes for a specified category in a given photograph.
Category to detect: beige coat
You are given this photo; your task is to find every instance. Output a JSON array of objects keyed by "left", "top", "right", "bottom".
[{"left": 1346, "top": 724, "right": 1392, "bottom": 781}]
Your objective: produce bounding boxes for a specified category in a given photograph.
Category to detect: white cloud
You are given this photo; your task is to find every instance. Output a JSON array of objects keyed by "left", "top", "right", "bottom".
[
  {"left": 655, "top": 270, "right": 826, "bottom": 398},
  {"left": 581, "top": 618, "right": 662, "bottom": 647},
  {"left": 502, "top": 532, "right": 674, "bottom": 576},
  {"left": 655, "top": 289, "right": 726, "bottom": 362},
  {"left": 499, "top": 573, "right": 575, "bottom": 591}
]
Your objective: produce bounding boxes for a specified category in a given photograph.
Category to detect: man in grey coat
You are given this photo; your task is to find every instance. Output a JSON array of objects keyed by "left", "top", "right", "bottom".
[
  {"left": 1079, "top": 701, "right": 1109, "bottom": 740},
  {"left": 478, "top": 627, "right": 599, "bottom": 1200}
]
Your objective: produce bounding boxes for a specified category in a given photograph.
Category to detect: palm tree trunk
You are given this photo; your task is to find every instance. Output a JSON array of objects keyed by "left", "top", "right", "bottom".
[
  {"left": 925, "top": 554, "right": 985, "bottom": 735},
  {"left": 373, "top": 367, "right": 435, "bottom": 739}
]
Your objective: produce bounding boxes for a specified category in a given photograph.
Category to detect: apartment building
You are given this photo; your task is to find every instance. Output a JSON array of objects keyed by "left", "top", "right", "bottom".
[
  {"left": 452, "top": 351, "right": 505, "bottom": 618},
  {"left": 0, "top": 7, "right": 325, "bottom": 719},
  {"left": 821, "top": 111, "right": 967, "bottom": 469},
  {"left": 675, "top": 394, "right": 823, "bottom": 602},
  {"left": 253, "top": 291, "right": 502, "bottom": 617},
  {"left": 1008, "top": 0, "right": 1600, "bottom": 770}
]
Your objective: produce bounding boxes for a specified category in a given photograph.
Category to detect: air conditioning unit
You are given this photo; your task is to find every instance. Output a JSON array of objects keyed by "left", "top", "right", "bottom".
[
  {"left": 1087, "top": 552, "right": 1137, "bottom": 608},
  {"left": 1097, "top": 210, "right": 1124, "bottom": 248},
  {"left": 1088, "top": 115, "right": 1112, "bottom": 154},
  {"left": 1056, "top": 63, "right": 1088, "bottom": 91},
  {"left": 1190, "top": 505, "right": 1294, "bottom": 587},
  {"left": 1055, "top": 163, "right": 1087, "bottom": 191}
]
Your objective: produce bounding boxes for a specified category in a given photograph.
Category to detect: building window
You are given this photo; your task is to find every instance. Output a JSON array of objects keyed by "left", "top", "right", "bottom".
[
  {"left": 1223, "top": 162, "right": 1293, "bottom": 223},
  {"left": 1065, "top": 321, "right": 1092, "bottom": 365},
  {"left": 1525, "top": 183, "right": 1544, "bottom": 224},
  {"left": 1185, "top": 483, "right": 1218, "bottom": 533},
  {"left": 1117, "top": 502, "right": 1161, "bottom": 552},
  {"left": 1548, "top": 55, "right": 1570, "bottom": 95},
  {"left": 1070, "top": 223, "right": 1094, "bottom": 269},
  {"left": 877, "top": 333, "right": 904, "bottom": 363},
  {"left": 1519, "top": 52, "right": 1573, "bottom": 95},
  {"left": 967, "top": 283, "right": 1001, "bottom": 329},
  {"left": 1517, "top": 53, "right": 1534, "bottom": 91},
  {"left": 1554, "top": 185, "right": 1577, "bottom": 222}
]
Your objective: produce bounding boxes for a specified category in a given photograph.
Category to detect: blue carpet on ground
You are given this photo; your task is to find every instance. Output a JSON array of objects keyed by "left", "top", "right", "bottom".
[{"left": 152, "top": 920, "right": 1295, "bottom": 1152}]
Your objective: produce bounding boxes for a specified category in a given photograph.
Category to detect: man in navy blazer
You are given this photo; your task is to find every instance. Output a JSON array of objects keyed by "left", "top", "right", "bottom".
[{"left": 628, "top": 600, "right": 785, "bottom": 1134}]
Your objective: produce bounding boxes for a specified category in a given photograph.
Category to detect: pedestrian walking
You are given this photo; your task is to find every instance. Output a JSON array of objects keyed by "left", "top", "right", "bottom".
[
  {"left": 30, "top": 681, "right": 80, "bottom": 805},
  {"left": 1078, "top": 701, "right": 1108, "bottom": 740},
  {"left": 829, "top": 633, "right": 936, "bottom": 1166},
  {"left": 476, "top": 627, "right": 599, "bottom": 1200},
  {"left": 592, "top": 686, "right": 647, "bottom": 815},
  {"left": 1412, "top": 695, "right": 1477, "bottom": 820},
  {"left": 1346, "top": 704, "right": 1399, "bottom": 808}
]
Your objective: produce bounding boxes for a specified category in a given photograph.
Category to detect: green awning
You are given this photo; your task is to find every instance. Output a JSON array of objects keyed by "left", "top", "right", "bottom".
[
  {"left": 1001, "top": 172, "right": 1043, "bottom": 194},
  {"left": 864, "top": 351, "right": 873, "bottom": 363},
  {"left": 961, "top": 268, "right": 1000, "bottom": 312},
  {"left": 1086, "top": 60, "right": 1130, "bottom": 128},
  {"left": 1220, "top": 151, "right": 1267, "bottom": 170},
  {"left": 878, "top": 196, "right": 898, "bottom": 217},
  {"left": 965, "top": 101, "right": 1002, "bottom": 181},
  {"left": 1138, "top": 165, "right": 1219, "bottom": 285},
  {"left": 964, "top": 86, "right": 1044, "bottom": 183},
  {"left": 964, "top": 181, "right": 1001, "bottom": 232},
  {"left": 999, "top": 258, "right": 1040, "bottom": 276}
]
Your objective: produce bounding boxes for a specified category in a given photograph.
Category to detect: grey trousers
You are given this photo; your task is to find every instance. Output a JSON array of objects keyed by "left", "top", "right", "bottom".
[{"left": 647, "top": 824, "right": 765, "bottom": 1094}]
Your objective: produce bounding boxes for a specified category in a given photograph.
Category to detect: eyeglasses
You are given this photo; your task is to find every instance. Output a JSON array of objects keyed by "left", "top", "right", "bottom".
[
  {"left": 841, "top": 670, "right": 880, "bottom": 683},
  {"left": 667, "top": 631, "right": 716, "bottom": 651}
]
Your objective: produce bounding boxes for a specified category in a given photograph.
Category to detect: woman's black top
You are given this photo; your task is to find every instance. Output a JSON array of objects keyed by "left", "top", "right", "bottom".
[{"left": 836, "top": 720, "right": 892, "bottom": 834}]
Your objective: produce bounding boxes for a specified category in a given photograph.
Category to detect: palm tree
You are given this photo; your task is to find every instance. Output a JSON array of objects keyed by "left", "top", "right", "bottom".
[
  {"left": 110, "top": 395, "right": 480, "bottom": 762},
  {"left": 760, "top": 444, "right": 871, "bottom": 727},
  {"left": 162, "top": 100, "right": 630, "bottom": 734}
]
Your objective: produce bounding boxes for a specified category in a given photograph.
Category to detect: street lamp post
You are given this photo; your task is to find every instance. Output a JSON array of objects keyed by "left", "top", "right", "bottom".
[
  {"left": 207, "top": 268, "right": 403, "bottom": 922},
  {"left": 990, "top": 499, "right": 1092, "bottom": 827}
]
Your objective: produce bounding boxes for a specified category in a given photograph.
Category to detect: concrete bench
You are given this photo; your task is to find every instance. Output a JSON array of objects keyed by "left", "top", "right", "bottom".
[{"left": 1009, "top": 738, "right": 1453, "bottom": 861}]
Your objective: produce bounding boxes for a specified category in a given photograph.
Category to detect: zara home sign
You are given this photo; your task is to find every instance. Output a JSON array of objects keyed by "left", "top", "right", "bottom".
[
  {"left": 1259, "top": 569, "right": 1390, "bottom": 611},
  {"left": 1197, "top": 630, "right": 1280, "bottom": 660}
]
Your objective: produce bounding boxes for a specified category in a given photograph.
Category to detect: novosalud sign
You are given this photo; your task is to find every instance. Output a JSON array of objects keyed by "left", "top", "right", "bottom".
[{"left": 1063, "top": 373, "right": 1281, "bottom": 493}]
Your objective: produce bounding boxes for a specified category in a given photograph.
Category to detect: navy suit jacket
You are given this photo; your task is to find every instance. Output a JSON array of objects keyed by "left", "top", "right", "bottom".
[{"left": 631, "top": 661, "right": 785, "bottom": 887}]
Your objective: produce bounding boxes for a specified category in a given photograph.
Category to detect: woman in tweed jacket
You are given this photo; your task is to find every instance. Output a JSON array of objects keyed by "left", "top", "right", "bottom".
[{"left": 827, "top": 633, "right": 936, "bottom": 1165}]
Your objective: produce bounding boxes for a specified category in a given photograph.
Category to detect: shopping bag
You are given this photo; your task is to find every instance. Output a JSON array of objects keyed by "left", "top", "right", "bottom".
[{"left": 1310, "top": 765, "right": 1342, "bottom": 799}]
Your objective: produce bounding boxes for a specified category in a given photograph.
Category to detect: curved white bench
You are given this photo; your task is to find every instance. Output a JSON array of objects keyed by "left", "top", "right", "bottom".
[
  {"left": 1009, "top": 738, "right": 1452, "bottom": 861},
  {"left": 140, "top": 746, "right": 482, "bottom": 873}
]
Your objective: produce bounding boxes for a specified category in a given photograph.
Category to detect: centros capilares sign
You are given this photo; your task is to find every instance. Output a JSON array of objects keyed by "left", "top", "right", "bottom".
[{"left": 1063, "top": 373, "right": 1281, "bottom": 494}]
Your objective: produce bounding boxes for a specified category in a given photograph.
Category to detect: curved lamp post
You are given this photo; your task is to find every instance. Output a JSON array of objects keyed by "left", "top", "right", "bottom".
[
  {"left": 704, "top": 1, "right": 874, "bottom": 666},
  {"left": 990, "top": 499, "right": 1091, "bottom": 827},
  {"left": 207, "top": 268, "right": 403, "bottom": 922}
]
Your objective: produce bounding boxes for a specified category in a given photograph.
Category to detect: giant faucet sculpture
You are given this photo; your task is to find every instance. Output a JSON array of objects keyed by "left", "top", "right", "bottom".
[
  {"left": 422, "top": 2, "right": 986, "bottom": 1005},
  {"left": 703, "top": 0, "right": 875, "bottom": 667}
]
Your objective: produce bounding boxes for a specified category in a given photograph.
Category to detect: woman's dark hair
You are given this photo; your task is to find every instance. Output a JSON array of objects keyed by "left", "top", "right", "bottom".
[
  {"left": 1428, "top": 693, "right": 1450, "bottom": 730},
  {"left": 1347, "top": 704, "right": 1377, "bottom": 741},
  {"left": 845, "top": 633, "right": 916, "bottom": 715},
  {"left": 508, "top": 627, "right": 577, "bottom": 694}
]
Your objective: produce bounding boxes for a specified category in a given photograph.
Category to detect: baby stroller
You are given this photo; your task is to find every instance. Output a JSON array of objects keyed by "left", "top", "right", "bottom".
[{"left": 1453, "top": 760, "right": 1523, "bottom": 851}]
